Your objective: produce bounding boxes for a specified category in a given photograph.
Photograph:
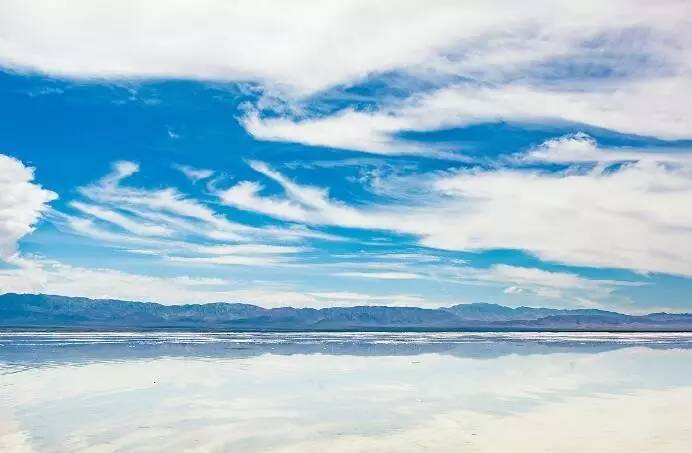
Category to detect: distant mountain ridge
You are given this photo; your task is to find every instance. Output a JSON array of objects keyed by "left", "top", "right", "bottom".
[
  {"left": 2, "top": 293, "right": 692, "bottom": 331},
  {"left": 443, "top": 302, "right": 622, "bottom": 321}
]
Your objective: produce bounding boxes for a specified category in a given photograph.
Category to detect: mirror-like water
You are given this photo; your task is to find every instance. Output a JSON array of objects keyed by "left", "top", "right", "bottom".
[{"left": 2, "top": 332, "right": 691, "bottom": 452}]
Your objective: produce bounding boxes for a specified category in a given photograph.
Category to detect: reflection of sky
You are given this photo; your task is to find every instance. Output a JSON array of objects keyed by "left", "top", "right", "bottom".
[{"left": 2, "top": 333, "right": 692, "bottom": 452}]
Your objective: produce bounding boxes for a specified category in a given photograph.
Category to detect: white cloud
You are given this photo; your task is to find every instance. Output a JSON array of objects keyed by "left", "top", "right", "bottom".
[
  {"left": 520, "top": 132, "right": 692, "bottom": 164},
  {"left": 0, "top": 0, "right": 471, "bottom": 93},
  {"left": 333, "top": 271, "right": 424, "bottom": 280},
  {"left": 2, "top": 1, "right": 689, "bottom": 95},
  {"left": 0, "top": 154, "right": 57, "bottom": 260},
  {"left": 166, "top": 255, "right": 292, "bottom": 267},
  {"left": 218, "top": 161, "right": 377, "bottom": 228},
  {"left": 191, "top": 244, "right": 304, "bottom": 255},
  {"left": 173, "top": 164, "right": 213, "bottom": 182},
  {"left": 105, "top": 160, "right": 139, "bottom": 184},
  {"left": 242, "top": 108, "right": 431, "bottom": 155},
  {"left": 220, "top": 180, "right": 311, "bottom": 221},
  {"left": 324, "top": 256, "right": 639, "bottom": 303},
  {"left": 462, "top": 264, "right": 642, "bottom": 301},
  {"left": 245, "top": 77, "right": 692, "bottom": 154},
  {"left": 479, "top": 265, "right": 627, "bottom": 291},
  {"left": 0, "top": 2, "right": 603, "bottom": 89},
  {"left": 60, "top": 216, "right": 307, "bottom": 268},
  {"left": 59, "top": 210, "right": 308, "bottom": 268},
  {"left": 503, "top": 286, "right": 524, "bottom": 294},
  {"left": 3, "top": 262, "right": 300, "bottom": 306},
  {"left": 3, "top": 1, "right": 690, "bottom": 155},
  {"left": 70, "top": 201, "right": 175, "bottom": 237},
  {"left": 0, "top": 258, "right": 434, "bottom": 307},
  {"left": 308, "top": 291, "right": 428, "bottom": 306},
  {"left": 426, "top": 160, "right": 692, "bottom": 276},
  {"left": 78, "top": 161, "right": 252, "bottom": 241},
  {"left": 62, "top": 160, "right": 337, "bottom": 263},
  {"left": 220, "top": 149, "right": 692, "bottom": 276}
]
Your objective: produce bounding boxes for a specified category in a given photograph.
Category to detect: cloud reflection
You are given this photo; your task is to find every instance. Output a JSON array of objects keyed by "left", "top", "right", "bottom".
[{"left": 1, "top": 333, "right": 692, "bottom": 452}]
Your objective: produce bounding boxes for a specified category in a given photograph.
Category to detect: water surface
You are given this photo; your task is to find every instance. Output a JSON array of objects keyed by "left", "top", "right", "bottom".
[{"left": 2, "top": 332, "right": 692, "bottom": 452}]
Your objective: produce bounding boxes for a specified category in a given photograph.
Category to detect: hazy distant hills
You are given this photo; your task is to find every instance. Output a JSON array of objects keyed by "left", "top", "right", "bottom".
[{"left": 2, "top": 293, "right": 692, "bottom": 331}]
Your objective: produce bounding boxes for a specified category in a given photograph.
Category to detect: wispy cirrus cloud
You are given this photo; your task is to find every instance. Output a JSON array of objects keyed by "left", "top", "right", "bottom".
[
  {"left": 173, "top": 164, "right": 214, "bottom": 183},
  {"left": 244, "top": 77, "right": 692, "bottom": 155},
  {"left": 70, "top": 201, "right": 175, "bottom": 237},
  {"left": 307, "top": 291, "right": 427, "bottom": 307},
  {"left": 322, "top": 253, "right": 641, "bottom": 304},
  {"left": 58, "top": 160, "right": 335, "bottom": 267},
  {"left": 333, "top": 271, "right": 425, "bottom": 280},
  {"left": 218, "top": 136, "right": 692, "bottom": 276},
  {"left": 0, "top": 257, "right": 435, "bottom": 307}
]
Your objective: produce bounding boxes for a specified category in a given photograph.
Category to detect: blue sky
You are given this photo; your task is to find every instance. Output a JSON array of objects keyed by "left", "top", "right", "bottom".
[{"left": 1, "top": 1, "right": 691, "bottom": 312}]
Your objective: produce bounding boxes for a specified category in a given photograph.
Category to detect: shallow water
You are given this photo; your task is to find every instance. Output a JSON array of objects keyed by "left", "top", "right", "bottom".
[{"left": 2, "top": 331, "right": 692, "bottom": 452}]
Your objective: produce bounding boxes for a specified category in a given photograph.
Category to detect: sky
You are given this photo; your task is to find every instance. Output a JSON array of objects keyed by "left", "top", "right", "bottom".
[{"left": 1, "top": 0, "right": 691, "bottom": 312}]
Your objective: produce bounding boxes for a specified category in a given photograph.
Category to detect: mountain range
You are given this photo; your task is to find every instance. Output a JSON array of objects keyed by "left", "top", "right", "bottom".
[{"left": 2, "top": 293, "right": 692, "bottom": 331}]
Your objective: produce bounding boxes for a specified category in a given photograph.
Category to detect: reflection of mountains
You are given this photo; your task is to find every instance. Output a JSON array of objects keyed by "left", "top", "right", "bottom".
[
  {"left": 3, "top": 293, "right": 692, "bottom": 331},
  {"left": 2, "top": 335, "right": 691, "bottom": 367}
]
